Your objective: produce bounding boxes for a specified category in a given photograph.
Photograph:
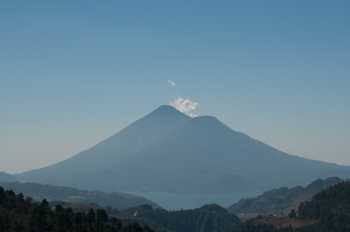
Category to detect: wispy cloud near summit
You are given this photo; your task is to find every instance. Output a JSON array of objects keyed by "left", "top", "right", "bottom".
[
  {"left": 167, "top": 80, "right": 176, "bottom": 87},
  {"left": 170, "top": 97, "right": 199, "bottom": 117}
]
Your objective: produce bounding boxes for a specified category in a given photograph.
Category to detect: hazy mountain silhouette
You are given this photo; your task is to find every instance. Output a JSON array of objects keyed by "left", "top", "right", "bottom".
[
  {"left": 0, "top": 172, "right": 16, "bottom": 182},
  {"left": 18, "top": 105, "right": 350, "bottom": 206},
  {"left": 18, "top": 105, "right": 190, "bottom": 188}
]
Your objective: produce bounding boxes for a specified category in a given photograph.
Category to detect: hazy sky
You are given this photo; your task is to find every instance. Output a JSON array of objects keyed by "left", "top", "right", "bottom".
[{"left": 1, "top": 1, "right": 349, "bottom": 173}]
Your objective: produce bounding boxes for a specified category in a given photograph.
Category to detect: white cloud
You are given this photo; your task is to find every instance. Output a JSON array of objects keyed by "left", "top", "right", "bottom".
[
  {"left": 169, "top": 97, "right": 199, "bottom": 117},
  {"left": 167, "top": 80, "right": 176, "bottom": 87}
]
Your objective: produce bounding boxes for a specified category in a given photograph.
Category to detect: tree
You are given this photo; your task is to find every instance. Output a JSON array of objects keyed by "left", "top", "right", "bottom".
[{"left": 288, "top": 209, "right": 297, "bottom": 219}]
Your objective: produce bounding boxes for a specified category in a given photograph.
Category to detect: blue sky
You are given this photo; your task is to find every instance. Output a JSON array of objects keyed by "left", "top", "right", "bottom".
[{"left": 1, "top": 0, "right": 349, "bottom": 173}]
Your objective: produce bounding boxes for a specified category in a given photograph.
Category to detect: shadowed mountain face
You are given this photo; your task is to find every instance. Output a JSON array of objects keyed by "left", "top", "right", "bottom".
[{"left": 18, "top": 105, "right": 350, "bottom": 207}]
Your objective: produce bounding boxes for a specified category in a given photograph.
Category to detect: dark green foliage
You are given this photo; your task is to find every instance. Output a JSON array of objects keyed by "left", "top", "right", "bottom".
[
  {"left": 118, "top": 204, "right": 241, "bottom": 232},
  {"left": 240, "top": 223, "right": 283, "bottom": 232},
  {"left": 288, "top": 210, "right": 297, "bottom": 219},
  {"left": 0, "top": 186, "right": 154, "bottom": 232},
  {"left": 298, "top": 181, "right": 350, "bottom": 232}
]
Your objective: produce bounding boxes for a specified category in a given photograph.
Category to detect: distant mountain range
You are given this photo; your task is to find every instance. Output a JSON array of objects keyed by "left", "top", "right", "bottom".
[
  {"left": 17, "top": 105, "right": 350, "bottom": 208},
  {"left": 0, "top": 172, "right": 17, "bottom": 182},
  {"left": 228, "top": 177, "right": 343, "bottom": 217},
  {"left": 0, "top": 182, "right": 158, "bottom": 210}
]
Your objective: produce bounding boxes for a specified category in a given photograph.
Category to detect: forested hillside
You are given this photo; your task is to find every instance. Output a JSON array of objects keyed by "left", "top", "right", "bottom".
[
  {"left": 117, "top": 204, "right": 241, "bottom": 232},
  {"left": 229, "top": 177, "right": 342, "bottom": 217},
  {"left": 2, "top": 180, "right": 350, "bottom": 232},
  {"left": 0, "top": 185, "right": 154, "bottom": 232},
  {"left": 297, "top": 181, "right": 350, "bottom": 231},
  {"left": 240, "top": 181, "right": 350, "bottom": 232}
]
